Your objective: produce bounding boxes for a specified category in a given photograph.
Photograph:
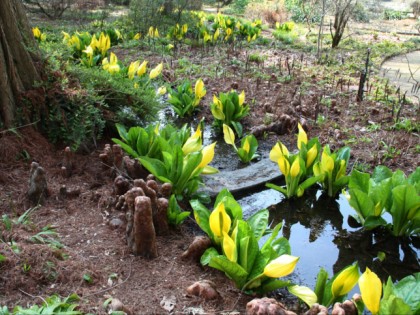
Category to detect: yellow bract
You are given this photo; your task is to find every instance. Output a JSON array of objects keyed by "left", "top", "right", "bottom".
[
  {"left": 128, "top": 61, "right": 140, "bottom": 80},
  {"left": 243, "top": 138, "right": 250, "bottom": 154},
  {"left": 321, "top": 150, "right": 334, "bottom": 173},
  {"left": 211, "top": 95, "right": 225, "bottom": 120},
  {"left": 263, "top": 255, "right": 299, "bottom": 278},
  {"left": 269, "top": 142, "right": 289, "bottom": 163},
  {"left": 195, "top": 79, "right": 206, "bottom": 99},
  {"left": 98, "top": 32, "right": 111, "bottom": 56},
  {"left": 149, "top": 63, "right": 163, "bottom": 79},
  {"left": 238, "top": 91, "right": 245, "bottom": 106},
  {"left": 359, "top": 267, "right": 382, "bottom": 315},
  {"left": 222, "top": 231, "right": 237, "bottom": 263},
  {"left": 182, "top": 125, "right": 202, "bottom": 155},
  {"left": 214, "top": 28, "right": 220, "bottom": 41},
  {"left": 133, "top": 33, "right": 141, "bottom": 40},
  {"left": 157, "top": 86, "right": 167, "bottom": 95},
  {"left": 306, "top": 145, "right": 318, "bottom": 168},
  {"left": 297, "top": 123, "right": 308, "bottom": 150},
  {"left": 290, "top": 158, "right": 300, "bottom": 178},
  {"left": 278, "top": 155, "right": 290, "bottom": 177},
  {"left": 331, "top": 263, "right": 359, "bottom": 297},
  {"left": 198, "top": 142, "right": 216, "bottom": 169},
  {"left": 209, "top": 202, "right": 231, "bottom": 238},
  {"left": 223, "top": 124, "right": 235, "bottom": 146},
  {"left": 102, "top": 52, "right": 120, "bottom": 74},
  {"left": 137, "top": 60, "right": 148, "bottom": 77}
]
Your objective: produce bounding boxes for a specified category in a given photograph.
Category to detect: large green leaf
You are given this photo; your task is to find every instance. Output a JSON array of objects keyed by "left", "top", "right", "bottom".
[
  {"left": 408, "top": 167, "right": 420, "bottom": 194},
  {"left": 363, "top": 215, "right": 387, "bottom": 230},
  {"left": 247, "top": 209, "right": 269, "bottom": 240},
  {"left": 190, "top": 199, "right": 212, "bottom": 237},
  {"left": 380, "top": 295, "right": 413, "bottom": 315},
  {"left": 271, "top": 237, "right": 291, "bottom": 256},
  {"left": 237, "top": 226, "right": 259, "bottom": 274},
  {"left": 258, "top": 279, "right": 290, "bottom": 295},
  {"left": 349, "top": 189, "right": 374, "bottom": 221},
  {"left": 349, "top": 170, "right": 370, "bottom": 192},
  {"left": 200, "top": 247, "right": 219, "bottom": 266},
  {"left": 174, "top": 151, "right": 202, "bottom": 193},
  {"left": 112, "top": 138, "right": 140, "bottom": 158},
  {"left": 209, "top": 256, "right": 248, "bottom": 288},
  {"left": 314, "top": 268, "right": 329, "bottom": 306},
  {"left": 115, "top": 123, "right": 128, "bottom": 142},
  {"left": 392, "top": 273, "right": 420, "bottom": 312},
  {"left": 390, "top": 185, "right": 420, "bottom": 236},
  {"left": 138, "top": 156, "right": 170, "bottom": 182},
  {"left": 372, "top": 165, "right": 393, "bottom": 183}
]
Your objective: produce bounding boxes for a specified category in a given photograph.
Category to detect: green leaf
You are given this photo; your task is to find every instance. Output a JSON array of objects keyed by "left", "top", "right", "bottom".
[
  {"left": 238, "top": 231, "right": 259, "bottom": 274},
  {"left": 209, "top": 256, "right": 248, "bottom": 288},
  {"left": 200, "top": 247, "right": 219, "bottom": 266},
  {"left": 392, "top": 273, "right": 420, "bottom": 312},
  {"left": 258, "top": 279, "right": 290, "bottom": 294},
  {"left": 266, "top": 183, "right": 287, "bottom": 196},
  {"left": 247, "top": 209, "right": 269, "bottom": 240},
  {"left": 190, "top": 199, "right": 212, "bottom": 237},
  {"left": 314, "top": 268, "right": 329, "bottom": 306},
  {"left": 299, "top": 175, "right": 321, "bottom": 190},
  {"left": 271, "top": 237, "right": 291, "bottom": 256},
  {"left": 0, "top": 254, "right": 6, "bottom": 263},
  {"left": 380, "top": 295, "right": 413, "bottom": 315},
  {"left": 288, "top": 285, "right": 318, "bottom": 307},
  {"left": 349, "top": 189, "right": 374, "bottom": 221},
  {"left": 112, "top": 138, "right": 140, "bottom": 158},
  {"left": 138, "top": 157, "right": 169, "bottom": 181},
  {"left": 363, "top": 215, "right": 388, "bottom": 230},
  {"left": 372, "top": 165, "right": 393, "bottom": 183},
  {"left": 115, "top": 123, "right": 128, "bottom": 142},
  {"left": 349, "top": 170, "right": 370, "bottom": 192},
  {"left": 390, "top": 185, "right": 420, "bottom": 236}
]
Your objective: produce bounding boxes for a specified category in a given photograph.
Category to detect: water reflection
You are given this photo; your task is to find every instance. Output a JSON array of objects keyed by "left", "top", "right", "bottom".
[{"left": 261, "top": 189, "right": 420, "bottom": 287}]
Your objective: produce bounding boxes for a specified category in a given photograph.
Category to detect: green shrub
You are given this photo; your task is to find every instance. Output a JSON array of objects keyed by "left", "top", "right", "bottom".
[{"left": 68, "top": 65, "right": 161, "bottom": 128}]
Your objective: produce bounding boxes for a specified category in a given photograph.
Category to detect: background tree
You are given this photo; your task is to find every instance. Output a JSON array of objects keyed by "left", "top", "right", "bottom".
[
  {"left": 330, "top": 0, "right": 357, "bottom": 48},
  {"left": 0, "top": 0, "right": 41, "bottom": 129}
]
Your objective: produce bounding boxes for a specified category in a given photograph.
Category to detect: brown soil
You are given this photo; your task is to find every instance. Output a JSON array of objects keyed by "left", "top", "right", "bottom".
[{"left": 0, "top": 11, "right": 419, "bottom": 315}]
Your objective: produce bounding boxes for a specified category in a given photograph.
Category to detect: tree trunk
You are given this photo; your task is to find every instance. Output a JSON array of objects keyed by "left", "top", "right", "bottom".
[{"left": 0, "top": 0, "right": 40, "bottom": 128}]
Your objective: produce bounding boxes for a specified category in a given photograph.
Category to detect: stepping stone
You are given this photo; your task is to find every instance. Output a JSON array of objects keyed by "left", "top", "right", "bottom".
[{"left": 201, "top": 158, "right": 282, "bottom": 197}]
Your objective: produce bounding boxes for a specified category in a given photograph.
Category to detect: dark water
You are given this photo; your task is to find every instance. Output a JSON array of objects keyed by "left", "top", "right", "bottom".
[{"left": 238, "top": 188, "right": 420, "bottom": 290}]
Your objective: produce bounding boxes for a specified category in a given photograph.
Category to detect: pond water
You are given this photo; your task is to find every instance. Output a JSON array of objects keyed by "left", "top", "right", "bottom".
[{"left": 237, "top": 187, "right": 420, "bottom": 291}]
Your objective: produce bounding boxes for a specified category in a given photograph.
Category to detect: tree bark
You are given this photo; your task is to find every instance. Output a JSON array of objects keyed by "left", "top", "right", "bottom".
[{"left": 0, "top": 0, "right": 40, "bottom": 128}]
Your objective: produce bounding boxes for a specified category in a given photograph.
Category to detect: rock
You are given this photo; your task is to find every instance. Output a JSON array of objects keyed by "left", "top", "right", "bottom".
[
  {"left": 246, "top": 297, "right": 296, "bottom": 315},
  {"left": 186, "top": 280, "right": 219, "bottom": 300},
  {"left": 160, "top": 295, "right": 176, "bottom": 312},
  {"left": 109, "top": 218, "right": 124, "bottom": 230},
  {"left": 201, "top": 158, "right": 281, "bottom": 197}
]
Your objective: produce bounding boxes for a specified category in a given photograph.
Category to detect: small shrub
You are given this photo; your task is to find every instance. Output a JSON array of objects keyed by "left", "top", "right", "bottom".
[{"left": 412, "top": 0, "right": 420, "bottom": 18}]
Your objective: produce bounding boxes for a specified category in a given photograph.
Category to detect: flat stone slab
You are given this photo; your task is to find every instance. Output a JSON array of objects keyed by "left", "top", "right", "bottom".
[{"left": 201, "top": 158, "right": 282, "bottom": 197}]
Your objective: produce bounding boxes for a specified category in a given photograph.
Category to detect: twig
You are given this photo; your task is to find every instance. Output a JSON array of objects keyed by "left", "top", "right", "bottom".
[
  {"left": 83, "top": 257, "right": 134, "bottom": 297},
  {"left": 18, "top": 288, "right": 48, "bottom": 305},
  {"left": 0, "top": 120, "right": 40, "bottom": 134}
]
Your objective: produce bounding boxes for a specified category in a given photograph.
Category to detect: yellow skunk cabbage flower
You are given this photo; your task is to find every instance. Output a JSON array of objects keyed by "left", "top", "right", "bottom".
[
  {"left": 238, "top": 90, "right": 245, "bottom": 106},
  {"left": 290, "top": 158, "right": 300, "bottom": 178},
  {"left": 182, "top": 24, "right": 188, "bottom": 34},
  {"left": 243, "top": 138, "right": 250, "bottom": 154},
  {"left": 128, "top": 61, "right": 140, "bottom": 80},
  {"left": 148, "top": 26, "right": 154, "bottom": 37},
  {"left": 167, "top": 44, "right": 174, "bottom": 50},
  {"left": 137, "top": 60, "right": 148, "bottom": 77},
  {"left": 115, "top": 29, "right": 123, "bottom": 40},
  {"left": 332, "top": 263, "right": 359, "bottom": 297},
  {"left": 194, "top": 79, "right": 206, "bottom": 99},
  {"left": 336, "top": 159, "right": 346, "bottom": 180},
  {"left": 278, "top": 155, "right": 290, "bottom": 177},
  {"left": 269, "top": 142, "right": 289, "bottom": 162},
  {"left": 149, "top": 63, "right": 163, "bottom": 79},
  {"left": 288, "top": 285, "right": 318, "bottom": 307},
  {"left": 209, "top": 202, "right": 231, "bottom": 238},
  {"left": 154, "top": 28, "right": 159, "bottom": 38},
  {"left": 62, "top": 31, "right": 70, "bottom": 44},
  {"left": 211, "top": 95, "right": 225, "bottom": 120},
  {"left": 102, "top": 52, "right": 120, "bottom": 74},
  {"left": 222, "top": 231, "right": 237, "bottom": 262},
  {"left": 213, "top": 28, "right": 220, "bottom": 41},
  {"left": 157, "top": 86, "right": 167, "bottom": 95},
  {"left": 133, "top": 32, "right": 141, "bottom": 40},
  {"left": 321, "top": 150, "right": 334, "bottom": 173},
  {"left": 98, "top": 32, "right": 110, "bottom": 56},
  {"left": 223, "top": 124, "right": 236, "bottom": 146},
  {"left": 359, "top": 267, "right": 381, "bottom": 315},
  {"left": 306, "top": 145, "right": 318, "bottom": 168},
  {"left": 182, "top": 125, "right": 202, "bottom": 155},
  {"left": 264, "top": 255, "right": 299, "bottom": 278},
  {"left": 198, "top": 142, "right": 216, "bottom": 170},
  {"left": 225, "top": 28, "right": 232, "bottom": 40},
  {"left": 82, "top": 45, "right": 94, "bottom": 67},
  {"left": 32, "top": 27, "right": 46, "bottom": 41},
  {"left": 297, "top": 123, "right": 308, "bottom": 150}
]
